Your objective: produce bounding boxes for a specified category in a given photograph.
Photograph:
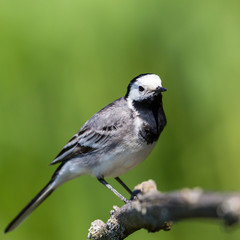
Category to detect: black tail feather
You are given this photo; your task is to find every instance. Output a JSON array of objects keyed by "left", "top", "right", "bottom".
[{"left": 4, "top": 181, "right": 55, "bottom": 233}]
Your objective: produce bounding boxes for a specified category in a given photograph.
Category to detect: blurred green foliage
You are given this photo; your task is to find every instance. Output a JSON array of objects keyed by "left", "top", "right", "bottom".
[{"left": 1, "top": 0, "right": 240, "bottom": 239}]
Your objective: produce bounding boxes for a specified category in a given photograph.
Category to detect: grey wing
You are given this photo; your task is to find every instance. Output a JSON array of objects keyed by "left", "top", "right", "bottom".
[
  {"left": 50, "top": 97, "right": 132, "bottom": 165},
  {"left": 50, "top": 127, "right": 111, "bottom": 165}
]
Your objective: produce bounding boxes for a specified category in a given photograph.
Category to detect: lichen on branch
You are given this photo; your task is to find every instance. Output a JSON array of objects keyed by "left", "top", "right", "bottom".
[{"left": 88, "top": 180, "right": 240, "bottom": 240}]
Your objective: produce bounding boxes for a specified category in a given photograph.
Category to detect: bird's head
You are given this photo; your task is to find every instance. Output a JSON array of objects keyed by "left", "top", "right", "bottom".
[{"left": 125, "top": 74, "right": 167, "bottom": 102}]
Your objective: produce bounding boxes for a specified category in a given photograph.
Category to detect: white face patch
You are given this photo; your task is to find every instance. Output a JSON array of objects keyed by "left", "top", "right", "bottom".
[{"left": 127, "top": 74, "right": 163, "bottom": 101}]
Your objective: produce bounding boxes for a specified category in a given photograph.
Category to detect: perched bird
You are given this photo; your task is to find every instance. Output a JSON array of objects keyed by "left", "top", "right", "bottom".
[{"left": 5, "top": 73, "right": 167, "bottom": 233}]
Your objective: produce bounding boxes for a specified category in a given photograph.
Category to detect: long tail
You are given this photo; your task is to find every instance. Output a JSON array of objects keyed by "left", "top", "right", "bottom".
[{"left": 4, "top": 180, "right": 56, "bottom": 233}]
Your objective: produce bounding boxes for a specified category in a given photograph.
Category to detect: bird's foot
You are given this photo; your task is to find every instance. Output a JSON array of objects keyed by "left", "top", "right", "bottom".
[{"left": 130, "top": 189, "right": 142, "bottom": 201}]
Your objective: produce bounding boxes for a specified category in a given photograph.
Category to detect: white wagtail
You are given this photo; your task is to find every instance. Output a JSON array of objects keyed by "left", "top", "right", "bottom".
[{"left": 5, "top": 73, "right": 167, "bottom": 233}]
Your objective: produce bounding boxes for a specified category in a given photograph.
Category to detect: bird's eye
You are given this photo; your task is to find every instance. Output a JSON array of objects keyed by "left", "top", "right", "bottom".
[{"left": 139, "top": 86, "right": 144, "bottom": 92}]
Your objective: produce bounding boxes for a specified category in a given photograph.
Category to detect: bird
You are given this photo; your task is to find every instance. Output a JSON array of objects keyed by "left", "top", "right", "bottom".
[{"left": 4, "top": 73, "right": 167, "bottom": 233}]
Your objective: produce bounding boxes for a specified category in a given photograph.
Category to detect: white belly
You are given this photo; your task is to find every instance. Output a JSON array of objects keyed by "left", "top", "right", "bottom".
[{"left": 92, "top": 142, "right": 156, "bottom": 178}]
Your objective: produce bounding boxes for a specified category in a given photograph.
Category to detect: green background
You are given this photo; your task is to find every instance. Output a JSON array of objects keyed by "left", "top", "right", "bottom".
[{"left": 1, "top": 0, "right": 240, "bottom": 239}]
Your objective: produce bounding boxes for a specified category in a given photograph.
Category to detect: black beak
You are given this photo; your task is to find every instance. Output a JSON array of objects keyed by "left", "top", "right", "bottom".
[{"left": 155, "top": 86, "right": 167, "bottom": 93}]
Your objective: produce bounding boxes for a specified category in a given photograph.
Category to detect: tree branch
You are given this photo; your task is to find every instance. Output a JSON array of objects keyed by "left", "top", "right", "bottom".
[{"left": 88, "top": 180, "right": 240, "bottom": 240}]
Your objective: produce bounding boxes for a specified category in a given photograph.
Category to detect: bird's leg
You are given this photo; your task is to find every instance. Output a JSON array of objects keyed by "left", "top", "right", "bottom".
[
  {"left": 115, "top": 177, "right": 133, "bottom": 195},
  {"left": 97, "top": 177, "right": 129, "bottom": 203},
  {"left": 115, "top": 177, "right": 139, "bottom": 200}
]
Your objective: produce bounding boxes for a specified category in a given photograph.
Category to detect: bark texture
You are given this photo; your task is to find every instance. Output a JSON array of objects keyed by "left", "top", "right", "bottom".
[{"left": 88, "top": 180, "right": 240, "bottom": 240}]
